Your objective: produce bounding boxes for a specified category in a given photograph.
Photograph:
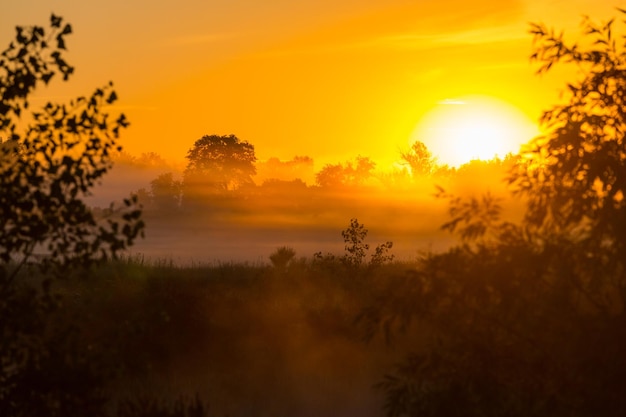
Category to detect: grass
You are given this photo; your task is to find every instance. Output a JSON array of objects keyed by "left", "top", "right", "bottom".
[{"left": 47, "top": 256, "right": 417, "bottom": 417}]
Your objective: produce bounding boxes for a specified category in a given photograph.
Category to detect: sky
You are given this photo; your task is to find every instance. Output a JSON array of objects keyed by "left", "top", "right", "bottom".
[{"left": 2, "top": 0, "right": 621, "bottom": 169}]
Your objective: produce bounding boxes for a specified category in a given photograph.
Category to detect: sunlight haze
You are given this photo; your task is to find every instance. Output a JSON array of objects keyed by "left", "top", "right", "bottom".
[
  {"left": 3, "top": 0, "right": 618, "bottom": 167},
  {"left": 410, "top": 95, "right": 541, "bottom": 166}
]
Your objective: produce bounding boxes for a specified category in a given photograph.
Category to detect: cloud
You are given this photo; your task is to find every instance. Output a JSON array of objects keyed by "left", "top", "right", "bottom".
[
  {"left": 163, "top": 32, "right": 236, "bottom": 47},
  {"left": 370, "top": 23, "right": 528, "bottom": 49}
]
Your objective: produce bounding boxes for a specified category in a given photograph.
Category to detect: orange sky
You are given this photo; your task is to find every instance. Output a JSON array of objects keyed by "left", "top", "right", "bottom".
[{"left": 3, "top": 0, "right": 621, "bottom": 168}]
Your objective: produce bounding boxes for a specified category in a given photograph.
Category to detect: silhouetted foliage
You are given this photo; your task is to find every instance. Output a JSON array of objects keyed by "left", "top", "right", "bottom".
[
  {"left": 269, "top": 246, "right": 296, "bottom": 269},
  {"left": 514, "top": 12, "right": 626, "bottom": 258},
  {"left": 150, "top": 172, "right": 182, "bottom": 213},
  {"left": 437, "top": 186, "right": 503, "bottom": 242},
  {"left": 183, "top": 134, "right": 256, "bottom": 203},
  {"left": 400, "top": 141, "right": 438, "bottom": 177},
  {"left": 315, "top": 156, "right": 375, "bottom": 187},
  {"left": 364, "top": 10, "right": 626, "bottom": 417},
  {"left": 313, "top": 219, "right": 394, "bottom": 271},
  {"left": 256, "top": 155, "right": 314, "bottom": 184},
  {"left": 0, "top": 14, "right": 143, "bottom": 416},
  {"left": 342, "top": 218, "right": 370, "bottom": 267}
]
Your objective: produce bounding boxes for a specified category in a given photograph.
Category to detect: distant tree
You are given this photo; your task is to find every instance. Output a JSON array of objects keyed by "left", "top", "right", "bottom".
[
  {"left": 315, "top": 163, "right": 345, "bottom": 188},
  {"left": 400, "top": 141, "right": 438, "bottom": 177},
  {"left": 150, "top": 172, "right": 182, "bottom": 212},
  {"left": 183, "top": 134, "right": 256, "bottom": 195},
  {"left": 256, "top": 155, "right": 315, "bottom": 184},
  {"left": 0, "top": 14, "right": 143, "bottom": 416},
  {"left": 112, "top": 151, "right": 168, "bottom": 170},
  {"left": 352, "top": 156, "right": 376, "bottom": 185},
  {"left": 315, "top": 156, "right": 376, "bottom": 187},
  {"left": 136, "top": 151, "right": 167, "bottom": 168}
]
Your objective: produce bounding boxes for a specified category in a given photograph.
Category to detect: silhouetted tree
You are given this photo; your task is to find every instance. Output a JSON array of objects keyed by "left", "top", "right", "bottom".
[
  {"left": 136, "top": 151, "right": 167, "bottom": 168},
  {"left": 315, "top": 218, "right": 393, "bottom": 269},
  {"left": 400, "top": 141, "right": 438, "bottom": 177},
  {"left": 315, "top": 163, "right": 345, "bottom": 187},
  {"left": 315, "top": 156, "right": 376, "bottom": 187},
  {"left": 256, "top": 155, "right": 315, "bottom": 184},
  {"left": 365, "top": 10, "right": 626, "bottom": 417},
  {"left": 183, "top": 134, "right": 256, "bottom": 196},
  {"left": 512, "top": 13, "right": 626, "bottom": 259},
  {"left": 150, "top": 172, "right": 182, "bottom": 212},
  {"left": 0, "top": 14, "right": 143, "bottom": 416}
]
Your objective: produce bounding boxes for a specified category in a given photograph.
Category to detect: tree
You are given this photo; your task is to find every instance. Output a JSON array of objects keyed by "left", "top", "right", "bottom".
[
  {"left": 150, "top": 172, "right": 182, "bottom": 212},
  {"left": 0, "top": 14, "right": 143, "bottom": 416},
  {"left": 315, "top": 156, "right": 376, "bottom": 187},
  {"left": 364, "top": 10, "right": 626, "bottom": 417},
  {"left": 315, "top": 163, "right": 345, "bottom": 188},
  {"left": 400, "top": 141, "right": 438, "bottom": 177},
  {"left": 0, "top": 14, "right": 143, "bottom": 273},
  {"left": 183, "top": 134, "right": 256, "bottom": 197},
  {"left": 511, "top": 13, "right": 626, "bottom": 259}
]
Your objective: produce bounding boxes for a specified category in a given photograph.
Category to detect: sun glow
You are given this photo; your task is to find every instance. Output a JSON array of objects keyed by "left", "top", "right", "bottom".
[{"left": 410, "top": 96, "right": 540, "bottom": 167}]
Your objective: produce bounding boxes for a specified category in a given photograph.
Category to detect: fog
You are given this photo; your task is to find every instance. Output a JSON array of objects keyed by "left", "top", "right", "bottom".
[{"left": 88, "top": 153, "right": 519, "bottom": 265}]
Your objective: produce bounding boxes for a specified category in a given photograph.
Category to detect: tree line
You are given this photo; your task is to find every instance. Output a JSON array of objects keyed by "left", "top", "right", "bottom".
[{"left": 127, "top": 133, "right": 514, "bottom": 215}]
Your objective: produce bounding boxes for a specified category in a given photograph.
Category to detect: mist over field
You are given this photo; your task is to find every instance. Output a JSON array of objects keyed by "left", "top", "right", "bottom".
[{"left": 87, "top": 152, "right": 518, "bottom": 264}]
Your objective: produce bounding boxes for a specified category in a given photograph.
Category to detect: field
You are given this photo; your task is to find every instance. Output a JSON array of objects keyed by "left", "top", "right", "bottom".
[{"left": 54, "top": 257, "right": 423, "bottom": 417}]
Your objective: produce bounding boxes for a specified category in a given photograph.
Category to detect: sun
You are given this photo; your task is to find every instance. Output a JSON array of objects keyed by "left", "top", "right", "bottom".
[{"left": 409, "top": 95, "right": 540, "bottom": 167}]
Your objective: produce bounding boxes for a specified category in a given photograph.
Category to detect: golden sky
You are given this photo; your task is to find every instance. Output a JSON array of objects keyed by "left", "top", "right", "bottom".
[{"left": 3, "top": 0, "right": 621, "bottom": 168}]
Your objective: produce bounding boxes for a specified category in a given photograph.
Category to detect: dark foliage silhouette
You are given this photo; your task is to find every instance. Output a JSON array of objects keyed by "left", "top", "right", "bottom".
[
  {"left": 0, "top": 14, "right": 143, "bottom": 416},
  {"left": 269, "top": 246, "right": 296, "bottom": 269},
  {"left": 400, "top": 141, "right": 438, "bottom": 177},
  {"left": 315, "top": 156, "right": 376, "bottom": 187},
  {"left": 183, "top": 134, "right": 256, "bottom": 207},
  {"left": 314, "top": 219, "right": 394, "bottom": 271},
  {"left": 150, "top": 172, "right": 182, "bottom": 213},
  {"left": 513, "top": 13, "right": 626, "bottom": 258},
  {"left": 361, "top": 10, "right": 626, "bottom": 417}
]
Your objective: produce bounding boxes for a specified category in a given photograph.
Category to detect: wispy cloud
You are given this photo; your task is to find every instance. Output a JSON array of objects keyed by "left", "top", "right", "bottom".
[
  {"left": 163, "top": 32, "right": 236, "bottom": 47},
  {"left": 252, "top": 23, "right": 528, "bottom": 61},
  {"left": 371, "top": 24, "right": 527, "bottom": 49}
]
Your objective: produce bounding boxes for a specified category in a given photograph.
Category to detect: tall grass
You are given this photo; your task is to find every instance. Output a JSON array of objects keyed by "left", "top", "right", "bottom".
[{"left": 50, "top": 256, "right": 416, "bottom": 417}]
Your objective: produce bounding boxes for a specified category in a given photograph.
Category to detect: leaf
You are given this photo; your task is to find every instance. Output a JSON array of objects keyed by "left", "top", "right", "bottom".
[
  {"left": 41, "top": 72, "right": 54, "bottom": 84},
  {"left": 50, "top": 14, "right": 62, "bottom": 28},
  {"left": 56, "top": 34, "right": 65, "bottom": 50},
  {"left": 106, "top": 91, "right": 117, "bottom": 104}
]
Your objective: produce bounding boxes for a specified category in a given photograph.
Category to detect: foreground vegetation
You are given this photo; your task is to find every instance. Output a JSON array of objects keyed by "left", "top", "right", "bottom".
[{"left": 33, "top": 254, "right": 409, "bottom": 417}]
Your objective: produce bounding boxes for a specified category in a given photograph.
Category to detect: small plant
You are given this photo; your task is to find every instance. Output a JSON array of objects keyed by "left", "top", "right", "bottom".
[
  {"left": 370, "top": 241, "right": 394, "bottom": 267},
  {"left": 340, "top": 218, "right": 394, "bottom": 269},
  {"left": 269, "top": 246, "right": 296, "bottom": 269},
  {"left": 341, "top": 218, "right": 369, "bottom": 267}
]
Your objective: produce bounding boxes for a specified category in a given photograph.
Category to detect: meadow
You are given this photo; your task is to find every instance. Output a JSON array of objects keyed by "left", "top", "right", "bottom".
[{"left": 50, "top": 255, "right": 422, "bottom": 417}]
